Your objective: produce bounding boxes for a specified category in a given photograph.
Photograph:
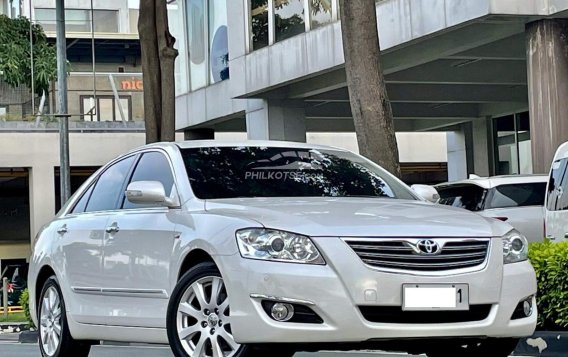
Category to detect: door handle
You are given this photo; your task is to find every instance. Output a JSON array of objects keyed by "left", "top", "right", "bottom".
[
  {"left": 105, "top": 224, "right": 120, "bottom": 234},
  {"left": 57, "top": 225, "right": 68, "bottom": 234}
]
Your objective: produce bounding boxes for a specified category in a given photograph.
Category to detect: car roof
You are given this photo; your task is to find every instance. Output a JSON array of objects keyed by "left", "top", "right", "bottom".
[
  {"left": 435, "top": 174, "right": 549, "bottom": 189},
  {"left": 129, "top": 140, "right": 351, "bottom": 153}
]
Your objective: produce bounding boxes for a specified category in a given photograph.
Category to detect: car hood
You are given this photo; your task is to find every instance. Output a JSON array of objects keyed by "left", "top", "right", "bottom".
[{"left": 204, "top": 197, "right": 511, "bottom": 238}]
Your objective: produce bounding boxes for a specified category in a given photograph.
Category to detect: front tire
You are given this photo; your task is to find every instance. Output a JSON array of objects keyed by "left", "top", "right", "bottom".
[
  {"left": 167, "top": 262, "right": 295, "bottom": 357},
  {"left": 38, "top": 276, "right": 91, "bottom": 357},
  {"left": 426, "top": 338, "right": 519, "bottom": 357}
]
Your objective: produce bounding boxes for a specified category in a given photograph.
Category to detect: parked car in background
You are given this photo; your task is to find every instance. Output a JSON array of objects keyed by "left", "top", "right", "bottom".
[
  {"left": 0, "top": 264, "right": 28, "bottom": 306},
  {"left": 29, "top": 141, "right": 536, "bottom": 357},
  {"left": 435, "top": 175, "right": 548, "bottom": 242},
  {"left": 545, "top": 141, "right": 568, "bottom": 243}
]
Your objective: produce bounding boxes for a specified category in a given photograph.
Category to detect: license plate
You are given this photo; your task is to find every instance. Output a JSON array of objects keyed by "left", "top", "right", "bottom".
[{"left": 402, "top": 284, "right": 469, "bottom": 311}]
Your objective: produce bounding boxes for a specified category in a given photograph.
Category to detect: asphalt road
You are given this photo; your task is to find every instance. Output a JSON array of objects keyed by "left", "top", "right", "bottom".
[{"left": 0, "top": 343, "right": 416, "bottom": 357}]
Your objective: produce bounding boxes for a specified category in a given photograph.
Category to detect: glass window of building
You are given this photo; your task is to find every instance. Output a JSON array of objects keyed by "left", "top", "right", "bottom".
[
  {"left": 35, "top": 8, "right": 119, "bottom": 33},
  {"left": 81, "top": 96, "right": 131, "bottom": 122},
  {"left": 93, "top": 10, "right": 119, "bottom": 33},
  {"left": 209, "top": 0, "right": 229, "bottom": 83},
  {"left": 309, "top": 0, "right": 333, "bottom": 29},
  {"left": 167, "top": 1, "right": 189, "bottom": 94},
  {"left": 493, "top": 111, "right": 532, "bottom": 175},
  {"left": 129, "top": 9, "right": 139, "bottom": 34},
  {"left": 186, "top": 0, "right": 208, "bottom": 90},
  {"left": 251, "top": 0, "right": 269, "bottom": 50},
  {"left": 274, "top": 0, "right": 306, "bottom": 42}
]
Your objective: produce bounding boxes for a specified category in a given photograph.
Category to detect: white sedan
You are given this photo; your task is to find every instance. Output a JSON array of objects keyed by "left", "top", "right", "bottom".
[
  {"left": 435, "top": 175, "right": 548, "bottom": 242},
  {"left": 29, "top": 141, "right": 536, "bottom": 357}
]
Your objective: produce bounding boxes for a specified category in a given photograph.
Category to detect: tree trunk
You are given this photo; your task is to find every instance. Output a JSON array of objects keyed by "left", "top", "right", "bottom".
[
  {"left": 338, "top": 0, "right": 401, "bottom": 177},
  {"left": 138, "top": 0, "right": 162, "bottom": 144},
  {"left": 155, "top": 0, "right": 178, "bottom": 142}
]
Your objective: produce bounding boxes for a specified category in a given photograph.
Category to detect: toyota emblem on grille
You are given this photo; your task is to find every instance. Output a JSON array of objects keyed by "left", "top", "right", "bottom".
[{"left": 415, "top": 240, "right": 440, "bottom": 255}]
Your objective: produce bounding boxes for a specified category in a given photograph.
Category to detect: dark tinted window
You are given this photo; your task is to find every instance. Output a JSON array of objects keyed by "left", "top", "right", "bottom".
[
  {"left": 71, "top": 184, "right": 95, "bottom": 214},
  {"left": 547, "top": 159, "right": 568, "bottom": 211},
  {"left": 85, "top": 156, "right": 136, "bottom": 212},
  {"left": 123, "top": 152, "right": 175, "bottom": 209},
  {"left": 437, "top": 184, "right": 487, "bottom": 211},
  {"left": 486, "top": 183, "right": 546, "bottom": 209},
  {"left": 180, "top": 147, "right": 415, "bottom": 200}
]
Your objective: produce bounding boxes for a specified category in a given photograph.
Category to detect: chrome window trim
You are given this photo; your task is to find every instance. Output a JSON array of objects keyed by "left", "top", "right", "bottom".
[{"left": 341, "top": 237, "right": 492, "bottom": 276}]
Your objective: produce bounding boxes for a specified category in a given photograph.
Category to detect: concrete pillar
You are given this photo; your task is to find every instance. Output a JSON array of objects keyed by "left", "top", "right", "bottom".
[
  {"left": 184, "top": 128, "right": 215, "bottom": 140},
  {"left": 471, "top": 118, "right": 491, "bottom": 177},
  {"left": 246, "top": 99, "right": 306, "bottom": 142},
  {"left": 29, "top": 165, "right": 55, "bottom": 243},
  {"left": 447, "top": 129, "right": 467, "bottom": 181},
  {"left": 526, "top": 19, "right": 568, "bottom": 173}
]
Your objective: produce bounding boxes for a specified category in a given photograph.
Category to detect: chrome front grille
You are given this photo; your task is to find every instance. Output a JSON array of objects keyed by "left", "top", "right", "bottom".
[{"left": 344, "top": 238, "right": 490, "bottom": 272}]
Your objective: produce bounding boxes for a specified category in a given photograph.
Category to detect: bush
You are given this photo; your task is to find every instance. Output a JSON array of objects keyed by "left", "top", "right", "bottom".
[
  {"left": 18, "top": 288, "right": 34, "bottom": 328},
  {"left": 529, "top": 240, "right": 568, "bottom": 330}
]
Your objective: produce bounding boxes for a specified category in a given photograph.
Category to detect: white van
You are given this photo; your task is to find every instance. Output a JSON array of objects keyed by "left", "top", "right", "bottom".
[{"left": 544, "top": 141, "right": 568, "bottom": 242}]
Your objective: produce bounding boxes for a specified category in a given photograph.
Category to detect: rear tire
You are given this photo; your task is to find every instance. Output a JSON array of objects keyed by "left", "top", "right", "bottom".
[
  {"left": 426, "top": 338, "right": 519, "bottom": 357},
  {"left": 38, "top": 276, "right": 91, "bottom": 357},
  {"left": 167, "top": 262, "right": 296, "bottom": 357}
]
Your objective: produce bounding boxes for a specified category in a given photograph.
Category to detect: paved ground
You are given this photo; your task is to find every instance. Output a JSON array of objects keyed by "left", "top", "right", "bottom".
[
  {"left": 0, "top": 342, "right": 417, "bottom": 357},
  {"left": 0, "top": 341, "right": 529, "bottom": 356}
]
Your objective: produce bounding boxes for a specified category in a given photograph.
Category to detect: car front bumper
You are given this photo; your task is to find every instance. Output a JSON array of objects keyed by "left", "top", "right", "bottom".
[{"left": 221, "top": 237, "right": 537, "bottom": 344}]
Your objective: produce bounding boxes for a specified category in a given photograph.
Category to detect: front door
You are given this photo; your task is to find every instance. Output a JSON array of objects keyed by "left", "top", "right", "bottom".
[{"left": 101, "top": 151, "right": 180, "bottom": 328}]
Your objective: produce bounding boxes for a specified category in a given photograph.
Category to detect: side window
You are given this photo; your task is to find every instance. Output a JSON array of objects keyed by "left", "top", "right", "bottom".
[
  {"left": 85, "top": 156, "right": 136, "bottom": 212},
  {"left": 71, "top": 184, "right": 95, "bottom": 214},
  {"left": 122, "top": 152, "right": 176, "bottom": 209},
  {"left": 487, "top": 183, "right": 547, "bottom": 209},
  {"left": 437, "top": 184, "right": 486, "bottom": 211},
  {"left": 547, "top": 159, "right": 568, "bottom": 211}
]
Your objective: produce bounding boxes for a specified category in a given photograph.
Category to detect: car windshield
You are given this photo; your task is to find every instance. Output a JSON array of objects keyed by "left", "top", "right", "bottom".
[
  {"left": 436, "top": 184, "right": 487, "bottom": 211},
  {"left": 180, "top": 146, "right": 416, "bottom": 200},
  {"left": 485, "top": 183, "right": 546, "bottom": 209}
]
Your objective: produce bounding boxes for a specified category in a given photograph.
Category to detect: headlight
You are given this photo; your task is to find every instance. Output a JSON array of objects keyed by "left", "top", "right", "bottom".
[
  {"left": 236, "top": 229, "right": 325, "bottom": 265},
  {"left": 503, "top": 230, "right": 528, "bottom": 264}
]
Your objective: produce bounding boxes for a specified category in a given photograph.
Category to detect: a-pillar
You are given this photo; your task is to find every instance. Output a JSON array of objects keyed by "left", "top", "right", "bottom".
[
  {"left": 245, "top": 99, "right": 306, "bottom": 142},
  {"left": 526, "top": 19, "right": 568, "bottom": 173}
]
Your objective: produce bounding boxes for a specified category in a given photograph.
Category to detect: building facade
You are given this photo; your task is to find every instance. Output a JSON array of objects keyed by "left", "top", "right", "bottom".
[
  {"left": 172, "top": 0, "right": 568, "bottom": 178},
  {"left": 0, "top": 0, "right": 150, "bottom": 270}
]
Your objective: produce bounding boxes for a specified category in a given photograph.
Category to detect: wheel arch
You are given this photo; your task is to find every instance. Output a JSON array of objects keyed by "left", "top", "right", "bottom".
[{"left": 177, "top": 249, "right": 217, "bottom": 282}]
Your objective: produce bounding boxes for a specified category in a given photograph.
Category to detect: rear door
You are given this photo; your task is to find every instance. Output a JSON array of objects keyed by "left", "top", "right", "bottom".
[
  {"left": 545, "top": 158, "right": 568, "bottom": 242},
  {"left": 59, "top": 155, "right": 137, "bottom": 324}
]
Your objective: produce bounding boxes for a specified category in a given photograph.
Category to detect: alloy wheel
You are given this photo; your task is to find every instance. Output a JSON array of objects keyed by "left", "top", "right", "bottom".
[
  {"left": 40, "top": 286, "right": 63, "bottom": 356},
  {"left": 176, "top": 276, "right": 240, "bottom": 357}
]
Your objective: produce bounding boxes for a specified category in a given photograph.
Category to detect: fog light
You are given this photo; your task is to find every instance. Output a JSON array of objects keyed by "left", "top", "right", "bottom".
[
  {"left": 523, "top": 299, "right": 533, "bottom": 317},
  {"left": 271, "top": 303, "right": 294, "bottom": 322}
]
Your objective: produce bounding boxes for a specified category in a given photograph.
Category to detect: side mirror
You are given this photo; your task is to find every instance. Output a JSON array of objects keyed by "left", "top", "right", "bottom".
[
  {"left": 125, "top": 181, "right": 177, "bottom": 207},
  {"left": 411, "top": 184, "right": 440, "bottom": 203}
]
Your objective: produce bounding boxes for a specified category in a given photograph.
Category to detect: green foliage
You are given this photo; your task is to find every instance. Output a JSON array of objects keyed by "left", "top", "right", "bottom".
[
  {"left": 18, "top": 288, "right": 34, "bottom": 328},
  {"left": 0, "top": 15, "right": 57, "bottom": 94},
  {"left": 529, "top": 240, "right": 568, "bottom": 330}
]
